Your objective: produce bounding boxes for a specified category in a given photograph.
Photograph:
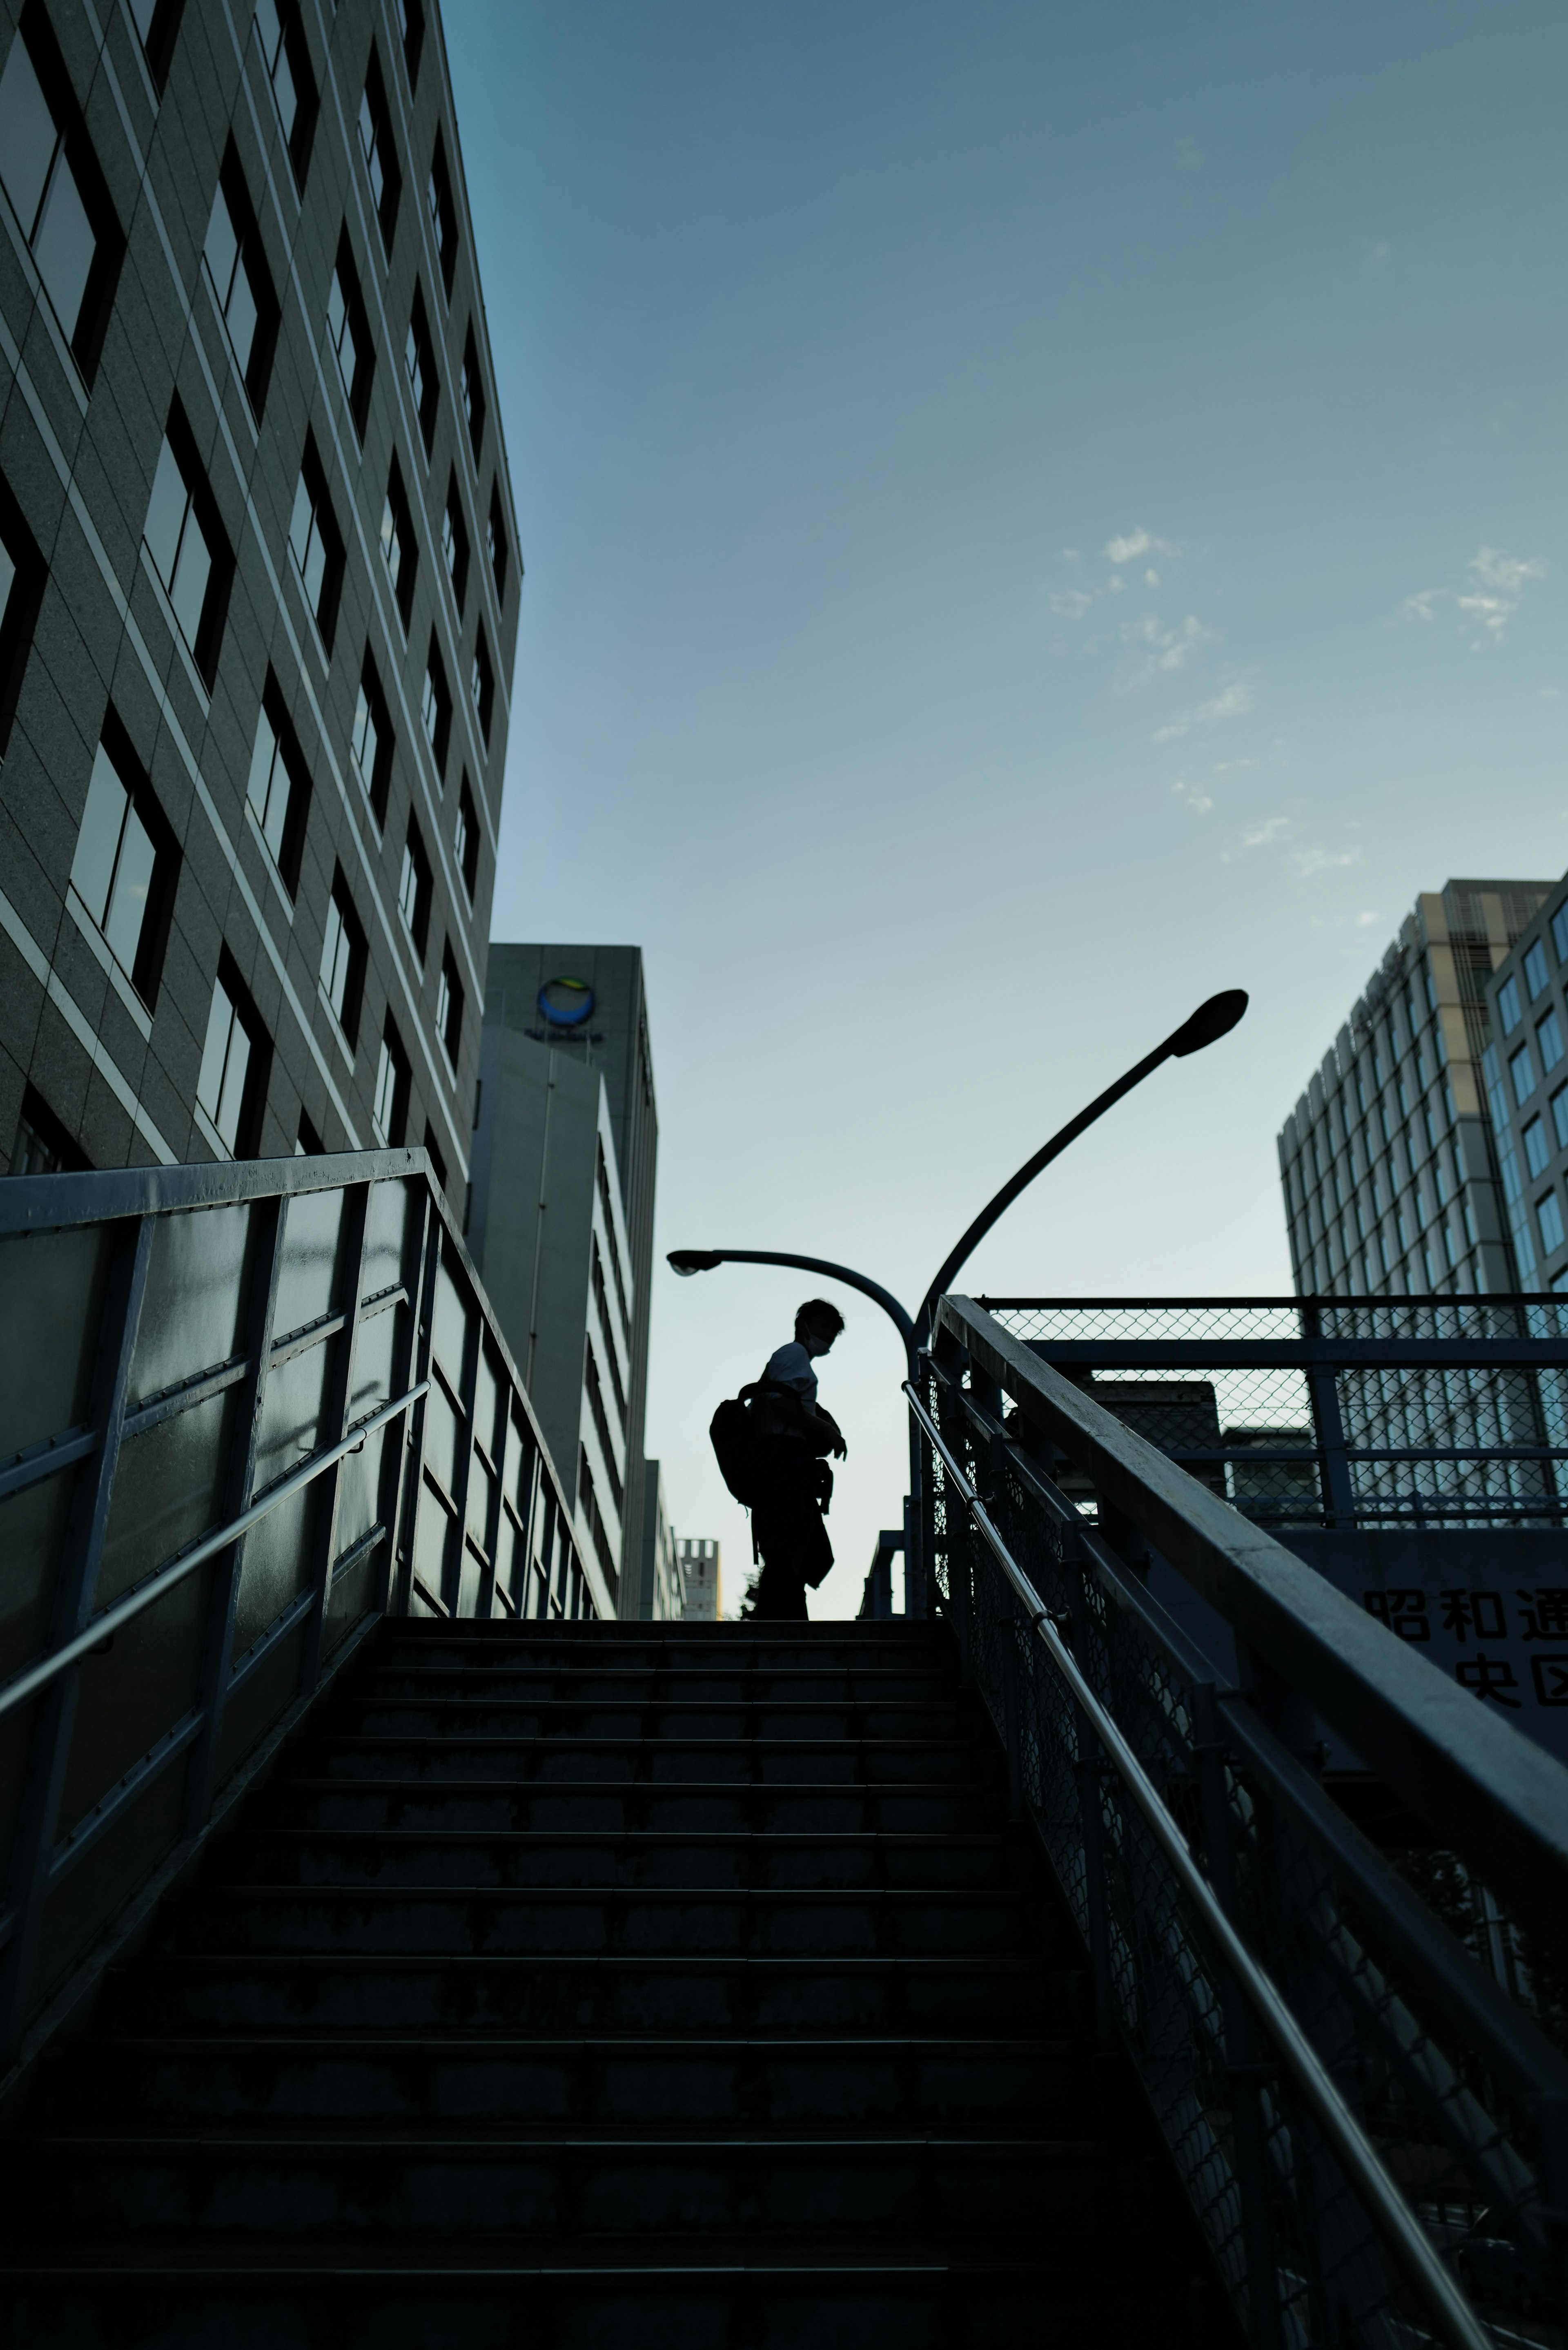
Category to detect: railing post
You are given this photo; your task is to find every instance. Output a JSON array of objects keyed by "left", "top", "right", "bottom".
[
  {"left": 183, "top": 1193, "right": 288, "bottom": 1834},
  {"left": 0, "top": 1213, "right": 154, "bottom": 2060},
  {"left": 1301, "top": 1304, "right": 1356, "bottom": 1526},
  {"left": 300, "top": 1182, "right": 371, "bottom": 1691},
  {"left": 1075, "top": 1722, "right": 1115, "bottom": 2050},
  {"left": 1192, "top": 1681, "right": 1287, "bottom": 2350},
  {"left": 390, "top": 1193, "right": 440, "bottom": 1619}
]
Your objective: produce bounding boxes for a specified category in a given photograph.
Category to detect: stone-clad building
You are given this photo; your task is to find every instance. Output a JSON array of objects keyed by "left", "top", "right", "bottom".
[{"left": 0, "top": 0, "right": 517, "bottom": 1199}]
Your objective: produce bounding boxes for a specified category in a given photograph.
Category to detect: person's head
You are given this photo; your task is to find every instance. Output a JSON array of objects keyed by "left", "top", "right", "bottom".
[{"left": 795, "top": 1299, "right": 844, "bottom": 1358}]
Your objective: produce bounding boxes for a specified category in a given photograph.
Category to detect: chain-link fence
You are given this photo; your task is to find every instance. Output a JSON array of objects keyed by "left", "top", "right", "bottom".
[
  {"left": 978, "top": 1298, "right": 1568, "bottom": 1531},
  {"left": 922, "top": 1300, "right": 1568, "bottom": 2350}
]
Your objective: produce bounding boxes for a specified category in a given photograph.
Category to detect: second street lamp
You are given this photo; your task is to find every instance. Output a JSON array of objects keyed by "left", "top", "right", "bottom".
[{"left": 669, "top": 988, "right": 1248, "bottom": 1614}]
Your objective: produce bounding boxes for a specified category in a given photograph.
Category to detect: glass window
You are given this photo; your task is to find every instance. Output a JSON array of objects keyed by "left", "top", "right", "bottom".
[
  {"left": 0, "top": 30, "right": 99, "bottom": 350},
  {"left": 487, "top": 484, "right": 508, "bottom": 603},
  {"left": 246, "top": 700, "right": 288, "bottom": 863},
  {"left": 454, "top": 773, "right": 479, "bottom": 900},
  {"left": 1540, "top": 1190, "right": 1565, "bottom": 1259},
  {"left": 442, "top": 473, "right": 468, "bottom": 611},
  {"left": 1497, "top": 975, "right": 1521, "bottom": 1036},
  {"left": 198, "top": 973, "right": 251, "bottom": 1152},
  {"left": 358, "top": 49, "right": 400, "bottom": 250},
  {"left": 426, "top": 132, "right": 456, "bottom": 300},
  {"left": 460, "top": 324, "right": 485, "bottom": 460},
  {"left": 145, "top": 433, "right": 213, "bottom": 655},
  {"left": 470, "top": 624, "right": 492, "bottom": 743},
  {"left": 1538, "top": 1008, "right": 1564, "bottom": 1074},
  {"left": 320, "top": 892, "right": 350, "bottom": 1019},
  {"left": 1525, "top": 939, "right": 1549, "bottom": 1000},
  {"left": 1511, "top": 1044, "right": 1537, "bottom": 1107},
  {"left": 254, "top": 0, "right": 295, "bottom": 136},
  {"left": 422, "top": 637, "right": 450, "bottom": 769},
  {"left": 379, "top": 491, "right": 402, "bottom": 595},
  {"left": 398, "top": 818, "right": 430, "bottom": 954},
  {"left": 1554, "top": 1086, "right": 1568, "bottom": 1155},
  {"left": 289, "top": 472, "right": 326, "bottom": 609},
  {"left": 326, "top": 233, "right": 372, "bottom": 438},
  {"left": 1553, "top": 903, "right": 1568, "bottom": 967},
  {"left": 351, "top": 682, "right": 380, "bottom": 799},
  {"left": 318, "top": 871, "right": 363, "bottom": 1043},
  {"left": 69, "top": 742, "right": 157, "bottom": 983},
  {"left": 437, "top": 943, "right": 462, "bottom": 1064},
  {"left": 1524, "top": 1116, "right": 1550, "bottom": 1178},
  {"left": 404, "top": 286, "right": 437, "bottom": 453},
  {"left": 394, "top": 0, "right": 425, "bottom": 86},
  {"left": 372, "top": 1018, "right": 408, "bottom": 1146},
  {"left": 204, "top": 177, "right": 258, "bottom": 379}
]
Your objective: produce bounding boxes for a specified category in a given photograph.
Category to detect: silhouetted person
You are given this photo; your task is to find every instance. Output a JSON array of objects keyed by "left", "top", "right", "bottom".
[{"left": 748, "top": 1300, "right": 846, "bottom": 1620}]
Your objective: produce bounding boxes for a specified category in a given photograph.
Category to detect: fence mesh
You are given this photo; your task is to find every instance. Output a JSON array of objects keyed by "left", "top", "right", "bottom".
[
  {"left": 923, "top": 1346, "right": 1567, "bottom": 2350},
  {"left": 978, "top": 1300, "right": 1568, "bottom": 1531}
]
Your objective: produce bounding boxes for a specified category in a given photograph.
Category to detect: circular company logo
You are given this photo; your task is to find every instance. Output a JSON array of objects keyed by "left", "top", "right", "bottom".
[{"left": 537, "top": 976, "right": 596, "bottom": 1028}]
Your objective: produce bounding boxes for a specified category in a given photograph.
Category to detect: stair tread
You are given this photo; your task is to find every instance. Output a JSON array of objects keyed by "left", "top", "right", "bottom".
[{"left": 242, "top": 1829, "right": 1013, "bottom": 1847}]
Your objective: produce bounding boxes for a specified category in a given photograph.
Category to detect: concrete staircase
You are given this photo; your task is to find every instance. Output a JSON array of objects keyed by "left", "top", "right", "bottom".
[{"left": 1, "top": 1619, "right": 1229, "bottom": 2346}]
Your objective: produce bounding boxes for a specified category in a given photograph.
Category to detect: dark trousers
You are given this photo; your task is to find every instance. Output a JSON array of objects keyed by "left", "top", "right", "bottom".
[
  {"left": 750, "top": 1443, "right": 833, "bottom": 1621},
  {"left": 749, "top": 1558, "right": 809, "bottom": 1620}
]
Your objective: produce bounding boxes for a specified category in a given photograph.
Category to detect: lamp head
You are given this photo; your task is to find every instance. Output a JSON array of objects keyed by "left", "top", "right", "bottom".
[
  {"left": 1168, "top": 988, "right": 1248, "bottom": 1058},
  {"left": 667, "top": 1249, "right": 723, "bottom": 1277}
]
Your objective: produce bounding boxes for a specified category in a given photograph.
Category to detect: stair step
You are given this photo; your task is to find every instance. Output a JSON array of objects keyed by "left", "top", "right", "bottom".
[
  {"left": 3, "top": 2255, "right": 1199, "bottom": 2350},
  {"left": 22, "top": 2130, "right": 1148, "bottom": 2241},
  {"left": 114, "top": 1953, "right": 1082, "bottom": 2037},
  {"left": 42, "top": 2033, "right": 1110, "bottom": 2125},
  {"left": 293, "top": 1739, "right": 990, "bottom": 1785},
  {"left": 227, "top": 1829, "right": 1024, "bottom": 1891},
  {"left": 262, "top": 1778, "right": 1004, "bottom": 1835}
]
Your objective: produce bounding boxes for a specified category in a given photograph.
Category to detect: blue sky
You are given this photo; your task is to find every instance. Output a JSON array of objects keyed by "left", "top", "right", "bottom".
[{"left": 446, "top": 0, "right": 1567, "bottom": 1616}]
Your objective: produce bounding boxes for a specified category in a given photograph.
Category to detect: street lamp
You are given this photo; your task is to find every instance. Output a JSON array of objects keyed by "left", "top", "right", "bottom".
[{"left": 669, "top": 989, "right": 1247, "bottom": 1612}]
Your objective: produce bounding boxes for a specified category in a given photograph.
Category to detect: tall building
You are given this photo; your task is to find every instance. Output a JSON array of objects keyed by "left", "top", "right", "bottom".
[
  {"left": 677, "top": 1536, "right": 720, "bottom": 1623},
  {"left": 638, "top": 1461, "right": 684, "bottom": 1621},
  {"left": 1479, "top": 876, "right": 1568, "bottom": 1294},
  {"left": 1278, "top": 881, "right": 1552, "bottom": 1298},
  {"left": 465, "top": 943, "right": 659, "bottom": 1612},
  {"left": 0, "top": 0, "right": 515, "bottom": 1198}
]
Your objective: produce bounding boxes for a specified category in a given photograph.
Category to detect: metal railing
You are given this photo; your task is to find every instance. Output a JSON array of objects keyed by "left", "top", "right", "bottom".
[
  {"left": 919, "top": 1293, "right": 1568, "bottom": 2350},
  {"left": 0, "top": 1150, "right": 602, "bottom": 2079},
  {"left": 979, "top": 1295, "right": 1568, "bottom": 1531}
]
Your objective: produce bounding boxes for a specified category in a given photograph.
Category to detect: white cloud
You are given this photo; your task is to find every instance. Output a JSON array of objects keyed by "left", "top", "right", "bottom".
[
  {"left": 1062, "top": 548, "right": 1080, "bottom": 563},
  {"left": 1201, "top": 683, "right": 1251, "bottom": 720},
  {"left": 1103, "top": 528, "right": 1182, "bottom": 566},
  {"left": 1543, "top": 686, "right": 1562, "bottom": 700},
  {"left": 1171, "top": 780, "right": 1214, "bottom": 815},
  {"left": 1473, "top": 546, "right": 1547, "bottom": 597},
  {"left": 1049, "top": 588, "right": 1095, "bottom": 620},
  {"left": 1241, "top": 816, "right": 1290, "bottom": 850},
  {"left": 1123, "top": 613, "right": 1213, "bottom": 683},
  {"left": 1399, "top": 548, "right": 1547, "bottom": 644},
  {"left": 1356, "top": 910, "right": 1381, "bottom": 927},
  {"left": 1212, "top": 757, "right": 1258, "bottom": 778},
  {"left": 1294, "top": 845, "right": 1359, "bottom": 877},
  {"left": 1367, "top": 241, "right": 1391, "bottom": 267}
]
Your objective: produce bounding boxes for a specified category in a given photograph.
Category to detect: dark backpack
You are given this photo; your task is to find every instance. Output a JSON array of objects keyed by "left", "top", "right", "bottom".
[{"left": 710, "top": 1385, "right": 765, "bottom": 1505}]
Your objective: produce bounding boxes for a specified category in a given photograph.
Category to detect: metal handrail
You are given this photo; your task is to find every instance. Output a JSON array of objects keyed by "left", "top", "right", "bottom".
[
  {"left": 0, "top": 1381, "right": 430, "bottom": 1726},
  {"left": 905, "top": 1378, "right": 1491, "bottom": 2350}
]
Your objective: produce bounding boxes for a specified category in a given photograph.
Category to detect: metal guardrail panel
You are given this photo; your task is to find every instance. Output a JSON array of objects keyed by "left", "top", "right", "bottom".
[
  {"left": 920, "top": 1294, "right": 1568, "bottom": 2348},
  {"left": 0, "top": 1151, "right": 600, "bottom": 2077}
]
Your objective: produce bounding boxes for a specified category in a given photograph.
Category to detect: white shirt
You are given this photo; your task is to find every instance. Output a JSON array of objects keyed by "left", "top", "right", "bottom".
[{"left": 763, "top": 1340, "right": 818, "bottom": 1409}]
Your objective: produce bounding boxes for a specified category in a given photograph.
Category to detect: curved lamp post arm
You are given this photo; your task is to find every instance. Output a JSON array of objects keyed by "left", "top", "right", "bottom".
[
  {"left": 668, "top": 1248, "right": 917, "bottom": 1372},
  {"left": 917, "top": 988, "right": 1247, "bottom": 1340}
]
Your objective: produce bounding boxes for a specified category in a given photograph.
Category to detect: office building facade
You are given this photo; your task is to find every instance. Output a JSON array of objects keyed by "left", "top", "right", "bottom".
[
  {"left": 1479, "top": 875, "right": 1568, "bottom": 1293},
  {"left": 677, "top": 1536, "right": 720, "bottom": 1623},
  {"left": 1278, "top": 881, "right": 1552, "bottom": 1298},
  {"left": 465, "top": 943, "right": 659, "bottom": 1614},
  {"left": 0, "top": 0, "right": 516, "bottom": 1195},
  {"left": 638, "top": 1460, "right": 684, "bottom": 1621}
]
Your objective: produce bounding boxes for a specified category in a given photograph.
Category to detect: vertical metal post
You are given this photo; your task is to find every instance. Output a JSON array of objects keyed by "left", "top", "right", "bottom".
[
  {"left": 442, "top": 1275, "right": 483, "bottom": 1618},
  {"left": 300, "top": 1183, "right": 371, "bottom": 1690},
  {"left": 1075, "top": 1724, "right": 1115, "bottom": 2051},
  {"left": 1192, "top": 1681, "right": 1286, "bottom": 2350},
  {"left": 1001, "top": 1614, "right": 1025, "bottom": 1822},
  {"left": 183, "top": 1193, "right": 288, "bottom": 1833},
  {"left": 0, "top": 1213, "right": 155, "bottom": 2058},
  {"left": 1302, "top": 1306, "right": 1356, "bottom": 1525},
  {"left": 390, "top": 1191, "right": 440, "bottom": 1619}
]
